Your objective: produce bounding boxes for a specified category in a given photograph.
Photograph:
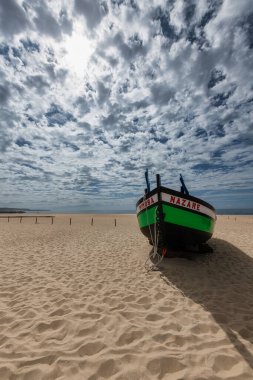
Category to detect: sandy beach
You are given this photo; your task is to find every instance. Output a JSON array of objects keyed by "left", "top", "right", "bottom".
[{"left": 0, "top": 214, "right": 253, "bottom": 379}]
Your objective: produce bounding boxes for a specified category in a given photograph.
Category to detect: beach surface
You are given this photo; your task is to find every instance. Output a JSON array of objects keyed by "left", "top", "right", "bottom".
[{"left": 0, "top": 214, "right": 253, "bottom": 379}]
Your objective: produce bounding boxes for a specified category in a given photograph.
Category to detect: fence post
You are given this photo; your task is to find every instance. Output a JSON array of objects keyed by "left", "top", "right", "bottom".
[
  {"left": 8, "top": 216, "right": 9, "bottom": 223},
  {"left": 115, "top": 218, "right": 116, "bottom": 227},
  {"left": 20, "top": 217, "right": 22, "bottom": 223},
  {"left": 35, "top": 217, "right": 37, "bottom": 224},
  {"left": 91, "top": 217, "right": 93, "bottom": 226},
  {"left": 52, "top": 217, "right": 54, "bottom": 224}
]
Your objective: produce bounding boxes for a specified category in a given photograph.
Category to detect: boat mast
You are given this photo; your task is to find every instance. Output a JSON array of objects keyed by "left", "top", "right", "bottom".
[
  {"left": 156, "top": 174, "right": 164, "bottom": 248},
  {"left": 145, "top": 169, "right": 150, "bottom": 194},
  {"left": 180, "top": 174, "right": 189, "bottom": 195}
]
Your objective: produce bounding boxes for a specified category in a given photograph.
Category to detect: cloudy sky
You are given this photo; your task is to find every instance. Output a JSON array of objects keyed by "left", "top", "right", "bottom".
[{"left": 0, "top": 0, "right": 253, "bottom": 212}]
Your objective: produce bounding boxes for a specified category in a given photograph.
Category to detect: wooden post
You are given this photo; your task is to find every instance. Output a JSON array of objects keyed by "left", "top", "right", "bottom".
[
  {"left": 35, "top": 217, "right": 37, "bottom": 224},
  {"left": 52, "top": 217, "right": 53, "bottom": 224},
  {"left": 115, "top": 218, "right": 116, "bottom": 227},
  {"left": 8, "top": 216, "right": 9, "bottom": 223},
  {"left": 70, "top": 218, "right": 72, "bottom": 225},
  {"left": 91, "top": 217, "right": 93, "bottom": 226},
  {"left": 20, "top": 217, "right": 22, "bottom": 223}
]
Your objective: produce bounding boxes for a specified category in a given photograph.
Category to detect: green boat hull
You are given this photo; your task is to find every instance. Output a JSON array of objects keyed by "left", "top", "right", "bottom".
[{"left": 136, "top": 187, "right": 216, "bottom": 248}]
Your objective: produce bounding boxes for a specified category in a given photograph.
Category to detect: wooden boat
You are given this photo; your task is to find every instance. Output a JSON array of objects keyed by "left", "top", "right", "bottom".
[{"left": 136, "top": 172, "right": 216, "bottom": 252}]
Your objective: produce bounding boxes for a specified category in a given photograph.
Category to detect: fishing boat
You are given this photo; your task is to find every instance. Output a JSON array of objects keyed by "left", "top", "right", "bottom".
[{"left": 136, "top": 171, "right": 216, "bottom": 252}]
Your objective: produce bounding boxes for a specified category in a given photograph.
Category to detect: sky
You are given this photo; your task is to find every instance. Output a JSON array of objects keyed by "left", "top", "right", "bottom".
[{"left": 0, "top": 0, "right": 253, "bottom": 212}]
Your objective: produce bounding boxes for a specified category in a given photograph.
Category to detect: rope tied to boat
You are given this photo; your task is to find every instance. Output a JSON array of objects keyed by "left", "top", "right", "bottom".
[{"left": 144, "top": 196, "right": 165, "bottom": 272}]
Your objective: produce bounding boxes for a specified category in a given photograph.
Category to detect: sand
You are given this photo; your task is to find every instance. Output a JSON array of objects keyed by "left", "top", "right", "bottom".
[{"left": 0, "top": 213, "right": 253, "bottom": 379}]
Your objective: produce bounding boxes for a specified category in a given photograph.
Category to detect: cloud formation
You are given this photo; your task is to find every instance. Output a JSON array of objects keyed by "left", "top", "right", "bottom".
[{"left": 0, "top": 0, "right": 253, "bottom": 211}]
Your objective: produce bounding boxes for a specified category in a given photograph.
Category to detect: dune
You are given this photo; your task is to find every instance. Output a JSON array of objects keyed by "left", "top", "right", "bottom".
[{"left": 0, "top": 214, "right": 252, "bottom": 379}]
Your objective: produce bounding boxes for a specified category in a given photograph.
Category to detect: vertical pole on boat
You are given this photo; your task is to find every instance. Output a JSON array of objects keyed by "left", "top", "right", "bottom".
[
  {"left": 156, "top": 173, "right": 161, "bottom": 188},
  {"left": 180, "top": 174, "right": 189, "bottom": 195},
  {"left": 145, "top": 169, "right": 151, "bottom": 194},
  {"left": 156, "top": 174, "right": 164, "bottom": 248}
]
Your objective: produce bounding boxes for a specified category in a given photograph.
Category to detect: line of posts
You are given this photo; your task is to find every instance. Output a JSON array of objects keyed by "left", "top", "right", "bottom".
[{"left": 4, "top": 216, "right": 118, "bottom": 226}]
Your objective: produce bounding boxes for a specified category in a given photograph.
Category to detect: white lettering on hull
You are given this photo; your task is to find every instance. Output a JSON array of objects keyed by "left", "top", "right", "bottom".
[
  {"left": 161, "top": 193, "right": 216, "bottom": 220},
  {"left": 136, "top": 192, "right": 216, "bottom": 220},
  {"left": 136, "top": 194, "right": 158, "bottom": 213}
]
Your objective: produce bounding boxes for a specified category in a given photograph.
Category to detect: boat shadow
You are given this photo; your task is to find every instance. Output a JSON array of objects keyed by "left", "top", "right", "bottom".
[{"left": 156, "top": 238, "right": 253, "bottom": 369}]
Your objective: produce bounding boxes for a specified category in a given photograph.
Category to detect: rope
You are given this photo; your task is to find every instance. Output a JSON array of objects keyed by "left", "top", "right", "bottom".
[{"left": 144, "top": 195, "right": 165, "bottom": 272}]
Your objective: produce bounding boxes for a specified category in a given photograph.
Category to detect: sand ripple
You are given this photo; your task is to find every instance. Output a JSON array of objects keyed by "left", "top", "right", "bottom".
[{"left": 0, "top": 214, "right": 253, "bottom": 379}]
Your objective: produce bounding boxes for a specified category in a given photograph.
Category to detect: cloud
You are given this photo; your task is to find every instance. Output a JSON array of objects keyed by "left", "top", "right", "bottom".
[
  {"left": 32, "top": 2, "right": 61, "bottom": 39},
  {"left": 15, "top": 136, "right": 32, "bottom": 147},
  {"left": 25, "top": 75, "right": 49, "bottom": 93},
  {"left": 97, "top": 81, "right": 111, "bottom": 105},
  {"left": 0, "top": 0, "right": 252, "bottom": 210},
  {"left": 59, "top": 9, "right": 73, "bottom": 35},
  {"left": 0, "top": 0, "right": 29, "bottom": 38},
  {"left": 150, "top": 82, "right": 175, "bottom": 105},
  {"left": 113, "top": 32, "right": 148, "bottom": 60},
  {"left": 45, "top": 104, "right": 76, "bottom": 126},
  {"left": 0, "top": 82, "right": 11, "bottom": 105},
  {"left": 74, "top": 0, "right": 108, "bottom": 29},
  {"left": 0, "top": 109, "right": 19, "bottom": 153}
]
